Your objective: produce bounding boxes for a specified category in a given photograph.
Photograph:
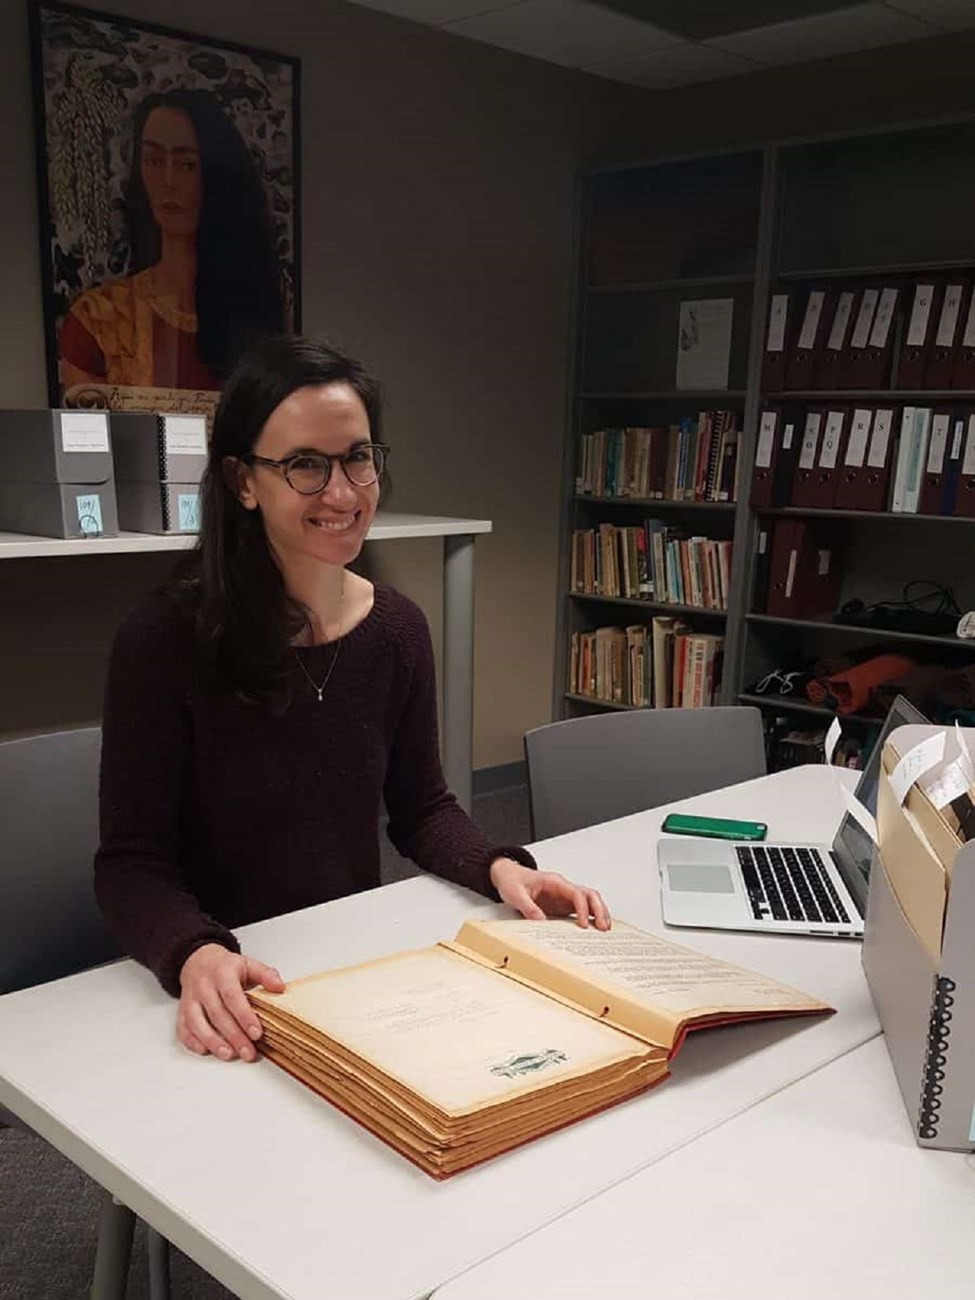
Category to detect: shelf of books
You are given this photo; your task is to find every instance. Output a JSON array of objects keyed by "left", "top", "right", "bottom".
[
  {"left": 562, "top": 117, "right": 975, "bottom": 770},
  {"left": 557, "top": 148, "right": 761, "bottom": 723},
  {"left": 739, "top": 118, "right": 975, "bottom": 770}
]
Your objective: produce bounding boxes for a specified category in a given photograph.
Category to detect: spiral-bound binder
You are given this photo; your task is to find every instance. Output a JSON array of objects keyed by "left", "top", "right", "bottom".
[{"left": 863, "top": 724, "right": 975, "bottom": 1152}]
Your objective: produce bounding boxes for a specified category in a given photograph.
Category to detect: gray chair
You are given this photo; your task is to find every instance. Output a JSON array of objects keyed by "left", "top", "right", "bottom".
[
  {"left": 0, "top": 727, "right": 171, "bottom": 1300},
  {"left": 524, "top": 706, "right": 767, "bottom": 841}
]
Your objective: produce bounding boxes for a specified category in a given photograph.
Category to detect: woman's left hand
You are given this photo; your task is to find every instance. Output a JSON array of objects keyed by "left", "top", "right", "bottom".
[{"left": 488, "top": 858, "right": 611, "bottom": 930}]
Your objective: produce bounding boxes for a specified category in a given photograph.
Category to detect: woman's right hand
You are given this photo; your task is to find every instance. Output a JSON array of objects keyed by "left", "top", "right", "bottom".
[{"left": 177, "top": 942, "right": 285, "bottom": 1062}]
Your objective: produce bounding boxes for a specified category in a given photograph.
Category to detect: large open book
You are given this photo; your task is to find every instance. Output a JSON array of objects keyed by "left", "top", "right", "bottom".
[{"left": 248, "top": 918, "right": 830, "bottom": 1178}]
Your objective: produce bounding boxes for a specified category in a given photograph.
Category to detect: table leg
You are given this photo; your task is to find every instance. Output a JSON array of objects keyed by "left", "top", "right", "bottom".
[
  {"left": 147, "top": 1226, "right": 171, "bottom": 1300},
  {"left": 442, "top": 534, "right": 475, "bottom": 814},
  {"left": 90, "top": 1193, "right": 134, "bottom": 1300}
]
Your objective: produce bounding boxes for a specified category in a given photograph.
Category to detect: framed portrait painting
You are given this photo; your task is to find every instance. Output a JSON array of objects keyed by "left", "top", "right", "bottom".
[{"left": 29, "top": 1, "right": 300, "bottom": 421}]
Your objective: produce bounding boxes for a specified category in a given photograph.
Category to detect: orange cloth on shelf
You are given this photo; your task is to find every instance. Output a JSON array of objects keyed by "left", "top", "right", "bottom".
[{"left": 806, "top": 654, "right": 916, "bottom": 714}]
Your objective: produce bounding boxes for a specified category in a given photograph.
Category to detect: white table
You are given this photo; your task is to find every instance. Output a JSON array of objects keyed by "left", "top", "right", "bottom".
[
  {"left": 0, "top": 511, "right": 490, "bottom": 810},
  {"left": 432, "top": 1036, "right": 975, "bottom": 1300},
  {"left": 0, "top": 766, "right": 878, "bottom": 1300}
]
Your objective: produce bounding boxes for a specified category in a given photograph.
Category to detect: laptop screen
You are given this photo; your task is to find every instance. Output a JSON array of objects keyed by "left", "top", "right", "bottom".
[{"left": 832, "top": 693, "right": 928, "bottom": 893}]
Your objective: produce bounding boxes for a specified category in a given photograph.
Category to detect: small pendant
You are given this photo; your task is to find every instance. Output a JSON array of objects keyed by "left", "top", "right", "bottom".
[{"left": 316, "top": 688, "right": 324, "bottom": 702}]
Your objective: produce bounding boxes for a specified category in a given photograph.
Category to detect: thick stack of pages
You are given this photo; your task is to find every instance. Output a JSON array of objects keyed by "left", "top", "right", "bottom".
[{"left": 248, "top": 918, "right": 829, "bottom": 1179}]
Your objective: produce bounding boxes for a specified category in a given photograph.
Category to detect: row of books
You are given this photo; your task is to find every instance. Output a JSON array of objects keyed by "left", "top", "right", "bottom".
[
  {"left": 576, "top": 414, "right": 740, "bottom": 502},
  {"left": 570, "top": 523, "right": 732, "bottom": 610},
  {"left": 761, "top": 278, "right": 975, "bottom": 392},
  {"left": 751, "top": 404, "right": 975, "bottom": 516},
  {"left": 568, "top": 620, "right": 724, "bottom": 709}
]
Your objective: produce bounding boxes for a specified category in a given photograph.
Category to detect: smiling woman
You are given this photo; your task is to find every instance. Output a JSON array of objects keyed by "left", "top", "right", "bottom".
[
  {"left": 93, "top": 334, "right": 611, "bottom": 1065},
  {"left": 58, "top": 88, "right": 285, "bottom": 393}
]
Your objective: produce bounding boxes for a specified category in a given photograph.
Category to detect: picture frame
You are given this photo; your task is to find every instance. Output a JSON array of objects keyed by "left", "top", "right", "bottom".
[{"left": 28, "top": 1, "right": 301, "bottom": 421}]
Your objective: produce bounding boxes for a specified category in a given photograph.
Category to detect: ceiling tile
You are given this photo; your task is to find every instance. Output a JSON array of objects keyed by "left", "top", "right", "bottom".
[
  {"left": 587, "top": 1, "right": 868, "bottom": 41},
  {"left": 590, "top": 42, "right": 763, "bottom": 88},
  {"left": 708, "top": 2, "right": 932, "bottom": 64},
  {"left": 346, "top": 0, "right": 519, "bottom": 23},
  {"left": 446, "top": 0, "right": 684, "bottom": 70},
  {"left": 884, "top": 0, "right": 975, "bottom": 28}
]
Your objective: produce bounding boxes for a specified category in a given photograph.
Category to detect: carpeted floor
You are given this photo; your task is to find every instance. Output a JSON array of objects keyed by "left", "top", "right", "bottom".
[{"left": 0, "top": 785, "right": 531, "bottom": 1300}]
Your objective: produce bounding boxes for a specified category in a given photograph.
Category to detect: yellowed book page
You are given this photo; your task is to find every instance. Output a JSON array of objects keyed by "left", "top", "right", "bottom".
[
  {"left": 249, "top": 945, "right": 650, "bottom": 1117},
  {"left": 450, "top": 918, "right": 829, "bottom": 1051}
]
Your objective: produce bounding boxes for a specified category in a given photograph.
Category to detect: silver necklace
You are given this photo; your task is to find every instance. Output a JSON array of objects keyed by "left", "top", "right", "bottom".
[{"left": 294, "top": 575, "right": 345, "bottom": 702}]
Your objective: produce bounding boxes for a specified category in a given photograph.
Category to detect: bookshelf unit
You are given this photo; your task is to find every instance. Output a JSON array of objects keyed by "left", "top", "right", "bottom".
[{"left": 557, "top": 117, "right": 975, "bottom": 765}]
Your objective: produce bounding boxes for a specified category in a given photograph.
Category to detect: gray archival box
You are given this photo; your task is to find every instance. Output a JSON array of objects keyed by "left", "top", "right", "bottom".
[
  {"left": 110, "top": 412, "right": 207, "bottom": 535},
  {"left": 0, "top": 409, "right": 118, "bottom": 538}
]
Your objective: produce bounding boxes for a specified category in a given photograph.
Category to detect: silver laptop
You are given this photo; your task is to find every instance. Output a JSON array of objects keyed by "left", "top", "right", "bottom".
[{"left": 657, "top": 695, "right": 927, "bottom": 939}]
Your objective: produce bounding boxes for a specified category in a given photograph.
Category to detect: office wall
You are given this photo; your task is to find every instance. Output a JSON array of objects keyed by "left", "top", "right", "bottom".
[{"left": 0, "top": 0, "right": 634, "bottom": 760}]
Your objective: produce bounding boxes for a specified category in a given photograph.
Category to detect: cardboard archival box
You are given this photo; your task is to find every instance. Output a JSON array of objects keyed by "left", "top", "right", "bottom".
[
  {"left": 862, "top": 723, "right": 975, "bottom": 1150},
  {"left": 0, "top": 409, "right": 118, "bottom": 538},
  {"left": 110, "top": 413, "right": 206, "bottom": 535}
]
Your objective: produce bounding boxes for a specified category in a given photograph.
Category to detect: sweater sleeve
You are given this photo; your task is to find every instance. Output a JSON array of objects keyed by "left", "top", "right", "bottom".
[
  {"left": 94, "top": 598, "right": 239, "bottom": 996},
  {"left": 382, "top": 602, "right": 536, "bottom": 897}
]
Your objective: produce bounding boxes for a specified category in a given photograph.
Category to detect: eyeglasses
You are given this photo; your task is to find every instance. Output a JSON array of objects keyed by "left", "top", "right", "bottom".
[{"left": 244, "top": 444, "right": 389, "bottom": 494}]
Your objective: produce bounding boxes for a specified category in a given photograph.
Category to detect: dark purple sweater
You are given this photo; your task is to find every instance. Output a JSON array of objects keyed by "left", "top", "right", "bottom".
[{"left": 94, "top": 583, "right": 535, "bottom": 996}]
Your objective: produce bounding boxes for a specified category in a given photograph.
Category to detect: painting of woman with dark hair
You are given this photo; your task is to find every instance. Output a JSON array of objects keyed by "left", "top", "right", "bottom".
[{"left": 59, "top": 88, "right": 286, "bottom": 397}]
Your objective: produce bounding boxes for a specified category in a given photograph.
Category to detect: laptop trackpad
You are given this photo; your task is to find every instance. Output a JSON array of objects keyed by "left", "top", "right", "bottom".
[{"left": 668, "top": 862, "right": 736, "bottom": 894}]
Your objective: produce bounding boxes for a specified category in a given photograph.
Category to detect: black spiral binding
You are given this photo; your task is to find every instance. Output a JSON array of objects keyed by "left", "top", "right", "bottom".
[
  {"left": 155, "top": 415, "right": 168, "bottom": 484},
  {"left": 918, "top": 975, "right": 955, "bottom": 1140},
  {"left": 155, "top": 417, "right": 173, "bottom": 532}
]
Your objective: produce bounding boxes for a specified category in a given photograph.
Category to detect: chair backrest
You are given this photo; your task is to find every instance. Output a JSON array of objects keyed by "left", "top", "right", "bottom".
[
  {"left": 524, "top": 706, "right": 766, "bottom": 841},
  {"left": 0, "top": 726, "right": 120, "bottom": 994}
]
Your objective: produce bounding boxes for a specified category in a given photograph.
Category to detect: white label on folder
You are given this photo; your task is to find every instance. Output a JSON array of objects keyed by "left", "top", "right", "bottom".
[
  {"left": 784, "top": 549, "right": 798, "bottom": 600},
  {"left": 767, "top": 295, "right": 789, "bottom": 352},
  {"left": 756, "top": 412, "right": 777, "bottom": 468},
  {"left": 906, "top": 283, "right": 935, "bottom": 347},
  {"left": 178, "top": 493, "right": 200, "bottom": 531},
  {"left": 797, "top": 291, "right": 825, "bottom": 351},
  {"left": 927, "top": 413, "right": 950, "bottom": 474},
  {"left": 817, "top": 548, "right": 831, "bottom": 576},
  {"left": 839, "top": 781, "right": 877, "bottom": 844},
  {"left": 76, "top": 493, "right": 103, "bottom": 535},
  {"left": 824, "top": 716, "right": 842, "bottom": 765},
  {"left": 867, "top": 410, "right": 893, "bottom": 469},
  {"left": 955, "top": 721, "right": 975, "bottom": 782},
  {"left": 963, "top": 292, "right": 975, "bottom": 349},
  {"left": 850, "top": 288, "right": 880, "bottom": 349},
  {"left": 951, "top": 420, "right": 964, "bottom": 461},
  {"left": 921, "top": 758, "right": 971, "bottom": 811},
  {"left": 845, "top": 409, "right": 872, "bottom": 467},
  {"left": 962, "top": 416, "right": 975, "bottom": 476},
  {"left": 61, "top": 412, "right": 109, "bottom": 454},
  {"left": 935, "top": 284, "right": 964, "bottom": 348},
  {"left": 799, "top": 413, "right": 822, "bottom": 470},
  {"left": 868, "top": 288, "right": 898, "bottom": 349},
  {"left": 782, "top": 422, "right": 795, "bottom": 450},
  {"left": 819, "top": 411, "right": 844, "bottom": 468},
  {"left": 757, "top": 529, "right": 767, "bottom": 555},
  {"left": 163, "top": 415, "right": 207, "bottom": 456},
  {"left": 889, "top": 731, "right": 946, "bottom": 806},
  {"left": 826, "top": 291, "right": 854, "bottom": 351}
]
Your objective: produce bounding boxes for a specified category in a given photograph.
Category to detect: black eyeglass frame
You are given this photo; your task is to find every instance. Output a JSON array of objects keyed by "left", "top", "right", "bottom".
[{"left": 243, "top": 443, "right": 390, "bottom": 494}]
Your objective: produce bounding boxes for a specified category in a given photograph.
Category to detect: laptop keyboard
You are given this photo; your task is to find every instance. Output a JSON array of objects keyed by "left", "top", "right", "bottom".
[{"left": 735, "top": 845, "right": 851, "bottom": 925}]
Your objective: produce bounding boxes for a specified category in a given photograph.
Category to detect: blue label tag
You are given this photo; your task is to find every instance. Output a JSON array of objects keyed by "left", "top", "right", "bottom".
[
  {"left": 76, "top": 493, "right": 103, "bottom": 535},
  {"left": 177, "top": 493, "right": 200, "bottom": 531}
]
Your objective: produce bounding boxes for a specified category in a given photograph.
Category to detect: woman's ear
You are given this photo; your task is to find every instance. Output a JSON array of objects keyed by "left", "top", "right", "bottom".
[{"left": 224, "top": 455, "right": 259, "bottom": 510}]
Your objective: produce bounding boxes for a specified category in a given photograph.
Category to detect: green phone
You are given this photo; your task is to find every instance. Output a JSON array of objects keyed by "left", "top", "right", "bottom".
[{"left": 661, "top": 813, "right": 767, "bottom": 842}]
